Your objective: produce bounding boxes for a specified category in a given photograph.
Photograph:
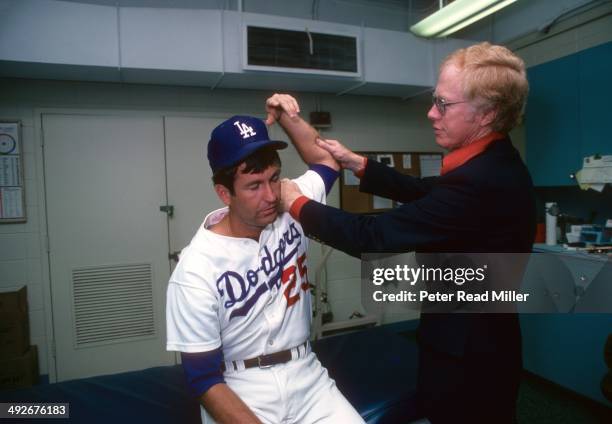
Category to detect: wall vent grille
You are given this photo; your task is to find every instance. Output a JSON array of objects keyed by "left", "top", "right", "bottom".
[
  {"left": 72, "top": 263, "right": 155, "bottom": 346},
  {"left": 246, "top": 25, "right": 359, "bottom": 75}
]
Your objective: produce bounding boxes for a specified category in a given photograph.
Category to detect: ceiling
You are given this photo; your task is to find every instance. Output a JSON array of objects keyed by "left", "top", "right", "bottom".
[
  {"left": 54, "top": 0, "right": 442, "bottom": 34},
  {"left": 58, "top": 0, "right": 437, "bottom": 10}
]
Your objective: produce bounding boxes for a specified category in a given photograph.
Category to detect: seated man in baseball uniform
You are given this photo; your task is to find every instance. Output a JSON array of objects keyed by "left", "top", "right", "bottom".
[{"left": 166, "top": 94, "right": 364, "bottom": 424}]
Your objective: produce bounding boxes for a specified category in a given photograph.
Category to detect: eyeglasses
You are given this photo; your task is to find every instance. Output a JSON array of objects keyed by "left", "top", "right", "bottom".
[{"left": 432, "top": 93, "right": 468, "bottom": 116}]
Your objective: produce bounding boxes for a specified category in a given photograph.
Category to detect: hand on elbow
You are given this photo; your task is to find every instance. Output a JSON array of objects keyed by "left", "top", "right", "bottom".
[{"left": 315, "top": 138, "right": 364, "bottom": 173}]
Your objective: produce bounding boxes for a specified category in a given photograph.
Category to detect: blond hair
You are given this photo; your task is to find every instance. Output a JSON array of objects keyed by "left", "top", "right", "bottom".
[{"left": 442, "top": 42, "right": 528, "bottom": 133}]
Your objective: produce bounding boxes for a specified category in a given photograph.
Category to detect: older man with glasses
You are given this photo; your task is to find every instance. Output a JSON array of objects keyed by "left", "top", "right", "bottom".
[{"left": 279, "top": 42, "right": 536, "bottom": 423}]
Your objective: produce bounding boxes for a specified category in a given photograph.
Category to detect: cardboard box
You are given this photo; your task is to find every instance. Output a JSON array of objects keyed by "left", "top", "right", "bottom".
[
  {"left": 0, "top": 287, "right": 29, "bottom": 358},
  {"left": 0, "top": 312, "right": 29, "bottom": 358},
  {"left": 0, "top": 345, "right": 38, "bottom": 390},
  {"left": 0, "top": 287, "right": 28, "bottom": 314}
]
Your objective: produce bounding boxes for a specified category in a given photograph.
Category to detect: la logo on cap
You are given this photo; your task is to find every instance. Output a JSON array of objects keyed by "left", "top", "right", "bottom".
[{"left": 234, "top": 120, "right": 257, "bottom": 139}]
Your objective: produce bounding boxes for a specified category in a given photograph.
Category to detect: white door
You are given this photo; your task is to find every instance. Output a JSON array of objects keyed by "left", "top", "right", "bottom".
[
  {"left": 42, "top": 113, "right": 174, "bottom": 381},
  {"left": 164, "top": 116, "right": 225, "bottom": 263}
]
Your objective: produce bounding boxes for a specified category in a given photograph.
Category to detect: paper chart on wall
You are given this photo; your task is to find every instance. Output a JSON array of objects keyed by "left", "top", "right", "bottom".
[
  {"left": 402, "top": 154, "right": 412, "bottom": 169},
  {"left": 0, "top": 121, "right": 26, "bottom": 222},
  {"left": 0, "top": 187, "right": 23, "bottom": 218}
]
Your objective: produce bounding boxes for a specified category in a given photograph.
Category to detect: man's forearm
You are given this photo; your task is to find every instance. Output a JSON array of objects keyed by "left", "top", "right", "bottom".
[
  {"left": 277, "top": 113, "right": 339, "bottom": 170},
  {"left": 201, "top": 383, "right": 262, "bottom": 424}
]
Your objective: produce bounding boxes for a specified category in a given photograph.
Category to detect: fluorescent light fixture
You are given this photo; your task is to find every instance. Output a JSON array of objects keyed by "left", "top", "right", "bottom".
[{"left": 410, "top": 0, "right": 517, "bottom": 38}]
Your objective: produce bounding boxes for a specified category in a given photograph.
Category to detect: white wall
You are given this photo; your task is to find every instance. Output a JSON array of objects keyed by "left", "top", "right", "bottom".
[{"left": 0, "top": 106, "right": 47, "bottom": 375}]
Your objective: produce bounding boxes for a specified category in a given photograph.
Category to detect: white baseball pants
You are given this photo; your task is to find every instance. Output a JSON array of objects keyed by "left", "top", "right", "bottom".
[{"left": 200, "top": 351, "right": 365, "bottom": 424}]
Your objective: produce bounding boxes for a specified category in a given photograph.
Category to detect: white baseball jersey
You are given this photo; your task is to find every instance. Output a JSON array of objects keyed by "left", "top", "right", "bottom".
[{"left": 166, "top": 169, "right": 325, "bottom": 361}]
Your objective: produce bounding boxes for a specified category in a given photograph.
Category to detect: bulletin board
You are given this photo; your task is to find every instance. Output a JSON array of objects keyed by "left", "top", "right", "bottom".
[
  {"left": 0, "top": 121, "right": 26, "bottom": 223},
  {"left": 340, "top": 151, "right": 442, "bottom": 214}
]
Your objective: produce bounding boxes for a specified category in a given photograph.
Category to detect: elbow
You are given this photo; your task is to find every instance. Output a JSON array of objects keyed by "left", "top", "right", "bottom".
[
  {"left": 200, "top": 381, "right": 226, "bottom": 403},
  {"left": 320, "top": 157, "right": 340, "bottom": 172},
  {"left": 181, "top": 349, "right": 226, "bottom": 399}
]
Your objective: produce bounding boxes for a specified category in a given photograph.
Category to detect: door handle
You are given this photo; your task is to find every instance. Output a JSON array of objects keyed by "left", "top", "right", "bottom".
[
  {"left": 160, "top": 205, "right": 174, "bottom": 218},
  {"left": 169, "top": 251, "right": 181, "bottom": 262}
]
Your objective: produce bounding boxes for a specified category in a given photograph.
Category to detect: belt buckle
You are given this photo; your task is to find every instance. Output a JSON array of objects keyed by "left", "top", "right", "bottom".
[{"left": 257, "top": 355, "right": 273, "bottom": 369}]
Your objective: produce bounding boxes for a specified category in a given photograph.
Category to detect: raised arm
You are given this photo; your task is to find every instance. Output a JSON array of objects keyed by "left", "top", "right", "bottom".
[{"left": 265, "top": 94, "right": 339, "bottom": 171}]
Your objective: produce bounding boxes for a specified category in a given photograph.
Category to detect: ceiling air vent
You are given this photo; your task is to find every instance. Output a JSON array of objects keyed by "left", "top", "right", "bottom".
[
  {"left": 245, "top": 25, "right": 360, "bottom": 77},
  {"left": 72, "top": 263, "right": 156, "bottom": 347}
]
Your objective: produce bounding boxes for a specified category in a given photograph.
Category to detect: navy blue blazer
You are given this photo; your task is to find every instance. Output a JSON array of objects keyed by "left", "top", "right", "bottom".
[{"left": 299, "top": 137, "right": 537, "bottom": 356}]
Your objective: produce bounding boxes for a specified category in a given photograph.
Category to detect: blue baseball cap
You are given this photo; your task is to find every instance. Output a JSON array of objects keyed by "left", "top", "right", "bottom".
[{"left": 207, "top": 115, "right": 288, "bottom": 173}]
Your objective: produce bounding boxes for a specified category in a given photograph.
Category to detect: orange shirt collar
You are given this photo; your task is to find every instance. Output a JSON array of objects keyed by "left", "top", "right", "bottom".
[{"left": 440, "top": 132, "right": 505, "bottom": 176}]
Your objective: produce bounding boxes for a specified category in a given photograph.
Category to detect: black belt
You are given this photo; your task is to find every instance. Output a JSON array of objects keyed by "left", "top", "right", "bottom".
[{"left": 222, "top": 341, "right": 308, "bottom": 372}]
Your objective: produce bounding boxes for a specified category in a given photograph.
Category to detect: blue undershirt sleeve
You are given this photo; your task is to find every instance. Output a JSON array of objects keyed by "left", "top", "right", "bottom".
[
  {"left": 308, "top": 164, "right": 339, "bottom": 195},
  {"left": 181, "top": 348, "right": 225, "bottom": 398}
]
